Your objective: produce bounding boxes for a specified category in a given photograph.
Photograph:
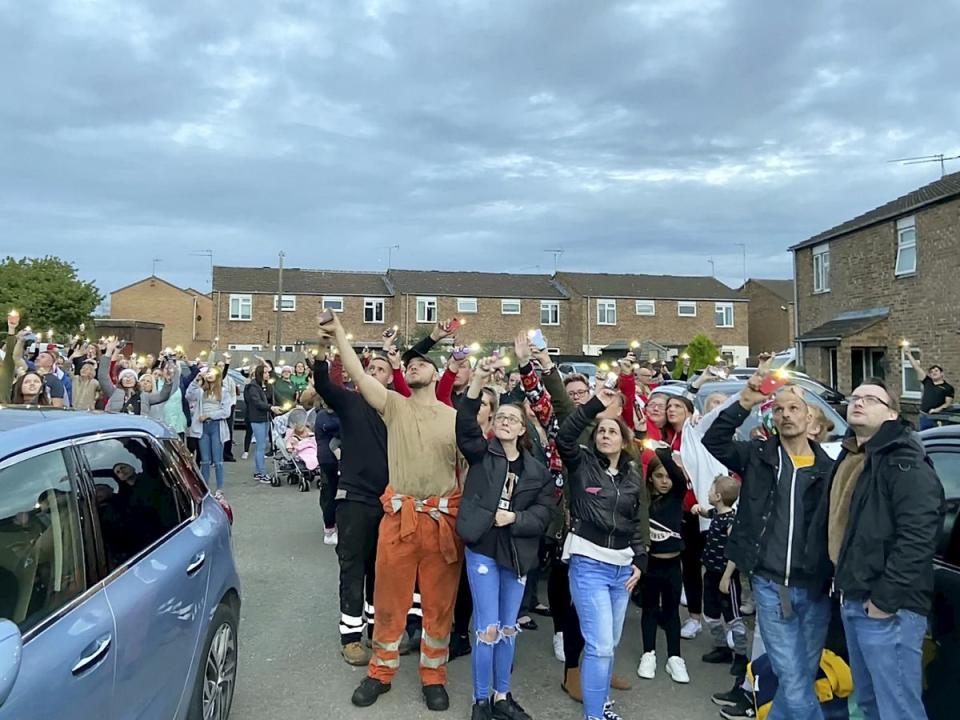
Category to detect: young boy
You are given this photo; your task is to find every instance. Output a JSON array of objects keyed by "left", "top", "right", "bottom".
[{"left": 692, "top": 475, "right": 747, "bottom": 679}]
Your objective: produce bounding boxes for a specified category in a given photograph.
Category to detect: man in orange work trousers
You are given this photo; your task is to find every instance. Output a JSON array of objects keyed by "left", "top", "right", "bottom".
[{"left": 320, "top": 314, "right": 463, "bottom": 712}]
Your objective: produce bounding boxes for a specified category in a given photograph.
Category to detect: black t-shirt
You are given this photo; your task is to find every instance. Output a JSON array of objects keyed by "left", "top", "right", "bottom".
[
  {"left": 703, "top": 509, "right": 736, "bottom": 573},
  {"left": 473, "top": 455, "right": 524, "bottom": 570},
  {"left": 43, "top": 374, "right": 65, "bottom": 401},
  {"left": 921, "top": 377, "right": 955, "bottom": 413}
]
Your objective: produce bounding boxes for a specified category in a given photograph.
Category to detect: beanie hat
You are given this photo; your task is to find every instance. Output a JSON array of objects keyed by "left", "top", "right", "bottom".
[{"left": 118, "top": 368, "right": 138, "bottom": 385}]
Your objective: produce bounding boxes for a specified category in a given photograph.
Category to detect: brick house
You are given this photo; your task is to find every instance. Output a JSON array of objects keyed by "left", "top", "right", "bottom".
[
  {"left": 738, "top": 278, "right": 795, "bottom": 359},
  {"left": 110, "top": 275, "right": 212, "bottom": 356},
  {"left": 790, "top": 171, "right": 960, "bottom": 407},
  {"left": 553, "top": 272, "right": 750, "bottom": 365}
]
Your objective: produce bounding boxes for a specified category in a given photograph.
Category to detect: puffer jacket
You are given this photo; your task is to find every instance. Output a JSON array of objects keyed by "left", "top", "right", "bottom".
[
  {"left": 832, "top": 419, "right": 945, "bottom": 616},
  {"left": 98, "top": 360, "right": 181, "bottom": 416},
  {"left": 556, "top": 396, "right": 650, "bottom": 571}
]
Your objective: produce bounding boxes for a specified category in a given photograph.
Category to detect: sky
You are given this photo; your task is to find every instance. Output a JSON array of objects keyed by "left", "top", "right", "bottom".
[{"left": 2, "top": 0, "right": 959, "bottom": 298}]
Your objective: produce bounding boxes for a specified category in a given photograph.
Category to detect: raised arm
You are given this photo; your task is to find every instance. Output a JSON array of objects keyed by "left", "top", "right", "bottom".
[
  {"left": 320, "top": 314, "right": 388, "bottom": 413},
  {"left": 557, "top": 390, "right": 617, "bottom": 470},
  {"left": 905, "top": 349, "right": 926, "bottom": 383},
  {"left": 97, "top": 341, "right": 118, "bottom": 398},
  {"left": 143, "top": 361, "right": 180, "bottom": 407},
  {"left": 655, "top": 447, "right": 691, "bottom": 498},
  {"left": 0, "top": 330, "right": 16, "bottom": 404}
]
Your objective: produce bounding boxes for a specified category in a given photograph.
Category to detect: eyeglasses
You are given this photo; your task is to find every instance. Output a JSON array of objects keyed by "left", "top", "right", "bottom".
[
  {"left": 568, "top": 389, "right": 591, "bottom": 399},
  {"left": 494, "top": 413, "right": 524, "bottom": 425},
  {"left": 846, "top": 394, "right": 891, "bottom": 408}
]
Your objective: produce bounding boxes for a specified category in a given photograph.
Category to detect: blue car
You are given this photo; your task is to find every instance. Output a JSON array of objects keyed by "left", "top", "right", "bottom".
[{"left": 0, "top": 408, "right": 241, "bottom": 720}]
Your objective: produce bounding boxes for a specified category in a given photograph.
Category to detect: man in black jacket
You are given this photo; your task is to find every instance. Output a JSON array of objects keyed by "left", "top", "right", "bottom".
[
  {"left": 830, "top": 378, "right": 945, "bottom": 720},
  {"left": 703, "top": 374, "right": 835, "bottom": 720}
]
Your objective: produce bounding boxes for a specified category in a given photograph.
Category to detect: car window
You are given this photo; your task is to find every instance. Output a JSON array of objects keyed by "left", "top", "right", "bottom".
[
  {"left": 0, "top": 449, "right": 85, "bottom": 633},
  {"left": 80, "top": 436, "right": 191, "bottom": 572},
  {"left": 927, "top": 450, "right": 960, "bottom": 502}
]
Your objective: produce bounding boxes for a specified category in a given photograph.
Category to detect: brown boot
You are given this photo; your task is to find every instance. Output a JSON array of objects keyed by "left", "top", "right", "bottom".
[
  {"left": 561, "top": 667, "right": 583, "bottom": 703},
  {"left": 610, "top": 673, "right": 633, "bottom": 691},
  {"left": 341, "top": 641, "right": 371, "bottom": 666}
]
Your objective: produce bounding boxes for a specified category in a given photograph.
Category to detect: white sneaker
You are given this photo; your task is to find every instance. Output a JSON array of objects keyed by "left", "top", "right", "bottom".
[
  {"left": 323, "top": 528, "right": 338, "bottom": 546},
  {"left": 553, "top": 632, "right": 565, "bottom": 662},
  {"left": 680, "top": 617, "right": 702, "bottom": 639},
  {"left": 637, "top": 651, "right": 656, "bottom": 679},
  {"left": 740, "top": 598, "right": 756, "bottom": 616},
  {"left": 241, "top": 452, "right": 249, "bottom": 460},
  {"left": 665, "top": 656, "right": 690, "bottom": 684},
  {"left": 680, "top": 587, "right": 688, "bottom": 607}
]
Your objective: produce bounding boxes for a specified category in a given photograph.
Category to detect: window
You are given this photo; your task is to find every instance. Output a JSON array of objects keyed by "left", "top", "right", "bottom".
[
  {"left": 228, "top": 294, "right": 252, "bottom": 321},
  {"left": 714, "top": 302, "right": 734, "bottom": 328},
  {"left": 927, "top": 451, "right": 960, "bottom": 503},
  {"left": 227, "top": 343, "right": 262, "bottom": 351},
  {"left": 597, "top": 299, "right": 617, "bottom": 325},
  {"left": 677, "top": 301, "right": 697, "bottom": 317},
  {"left": 501, "top": 299, "right": 521, "bottom": 315},
  {"left": 0, "top": 449, "right": 85, "bottom": 633},
  {"left": 81, "top": 437, "right": 190, "bottom": 571},
  {"left": 901, "top": 347, "right": 922, "bottom": 399},
  {"left": 416, "top": 296, "right": 437, "bottom": 324},
  {"left": 540, "top": 300, "right": 560, "bottom": 325},
  {"left": 813, "top": 243, "right": 831, "bottom": 293},
  {"left": 635, "top": 300, "right": 656, "bottom": 316},
  {"left": 322, "top": 296, "right": 344, "bottom": 312},
  {"left": 272, "top": 295, "right": 296, "bottom": 312},
  {"left": 364, "top": 298, "right": 385, "bottom": 323},
  {"left": 895, "top": 216, "right": 917, "bottom": 276},
  {"left": 457, "top": 298, "right": 478, "bottom": 314}
]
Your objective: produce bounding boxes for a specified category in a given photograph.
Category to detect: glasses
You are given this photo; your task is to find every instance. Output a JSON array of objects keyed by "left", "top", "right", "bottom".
[
  {"left": 846, "top": 394, "right": 891, "bottom": 408},
  {"left": 494, "top": 413, "right": 524, "bottom": 426},
  {"left": 568, "top": 389, "right": 591, "bottom": 399}
]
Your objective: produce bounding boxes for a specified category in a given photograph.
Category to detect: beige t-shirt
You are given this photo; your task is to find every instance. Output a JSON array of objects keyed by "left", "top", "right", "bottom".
[{"left": 381, "top": 390, "right": 459, "bottom": 498}]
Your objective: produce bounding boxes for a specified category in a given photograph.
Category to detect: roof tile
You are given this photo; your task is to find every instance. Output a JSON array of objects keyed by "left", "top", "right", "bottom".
[
  {"left": 213, "top": 266, "right": 391, "bottom": 296},
  {"left": 554, "top": 272, "right": 744, "bottom": 301}
]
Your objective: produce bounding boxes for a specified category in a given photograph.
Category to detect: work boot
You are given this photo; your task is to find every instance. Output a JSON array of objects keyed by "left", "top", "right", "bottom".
[
  {"left": 702, "top": 646, "right": 734, "bottom": 664},
  {"left": 492, "top": 693, "right": 532, "bottom": 720},
  {"left": 341, "top": 641, "right": 370, "bottom": 666},
  {"left": 422, "top": 684, "right": 450, "bottom": 711},
  {"left": 561, "top": 666, "right": 582, "bottom": 703},
  {"left": 351, "top": 677, "right": 391, "bottom": 707}
]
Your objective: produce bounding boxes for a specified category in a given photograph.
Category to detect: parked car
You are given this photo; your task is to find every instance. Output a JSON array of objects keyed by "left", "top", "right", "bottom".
[
  {"left": 0, "top": 408, "right": 240, "bottom": 720},
  {"left": 722, "top": 368, "right": 846, "bottom": 410},
  {"left": 915, "top": 427, "right": 960, "bottom": 720},
  {"left": 557, "top": 362, "right": 599, "bottom": 386}
]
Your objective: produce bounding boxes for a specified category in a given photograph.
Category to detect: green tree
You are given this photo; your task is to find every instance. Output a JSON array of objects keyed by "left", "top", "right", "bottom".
[
  {"left": 0, "top": 256, "right": 103, "bottom": 336},
  {"left": 674, "top": 334, "right": 721, "bottom": 378}
]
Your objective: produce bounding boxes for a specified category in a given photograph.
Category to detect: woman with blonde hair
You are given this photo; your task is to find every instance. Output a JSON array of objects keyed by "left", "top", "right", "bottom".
[{"left": 186, "top": 365, "right": 233, "bottom": 496}]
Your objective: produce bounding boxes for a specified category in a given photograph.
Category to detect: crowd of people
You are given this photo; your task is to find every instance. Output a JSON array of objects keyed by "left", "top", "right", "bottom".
[{"left": 0, "top": 308, "right": 949, "bottom": 720}]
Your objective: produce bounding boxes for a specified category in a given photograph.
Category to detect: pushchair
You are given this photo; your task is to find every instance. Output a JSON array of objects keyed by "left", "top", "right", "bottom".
[{"left": 270, "top": 409, "right": 319, "bottom": 492}]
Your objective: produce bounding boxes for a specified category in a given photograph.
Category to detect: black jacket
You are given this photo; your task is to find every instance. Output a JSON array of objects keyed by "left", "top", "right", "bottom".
[
  {"left": 556, "top": 396, "right": 649, "bottom": 571},
  {"left": 243, "top": 382, "right": 273, "bottom": 424},
  {"left": 455, "top": 395, "right": 556, "bottom": 575},
  {"left": 833, "top": 419, "right": 946, "bottom": 616},
  {"left": 703, "top": 401, "right": 835, "bottom": 590}
]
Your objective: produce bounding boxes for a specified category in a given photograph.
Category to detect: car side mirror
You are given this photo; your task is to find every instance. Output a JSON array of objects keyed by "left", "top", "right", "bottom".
[{"left": 0, "top": 619, "right": 23, "bottom": 707}]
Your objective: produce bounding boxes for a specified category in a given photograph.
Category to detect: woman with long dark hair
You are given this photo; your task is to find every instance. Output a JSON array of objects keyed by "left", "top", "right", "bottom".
[{"left": 242, "top": 364, "right": 278, "bottom": 484}]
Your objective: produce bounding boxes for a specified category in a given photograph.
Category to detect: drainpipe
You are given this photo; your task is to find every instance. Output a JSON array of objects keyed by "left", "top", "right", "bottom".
[
  {"left": 791, "top": 250, "right": 801, "bottom": 367},
  {"left": 586, "top": 295, "right": 592, "bottom": 356}
]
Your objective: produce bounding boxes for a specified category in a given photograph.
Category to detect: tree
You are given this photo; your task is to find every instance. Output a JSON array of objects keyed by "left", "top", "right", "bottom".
[
  {"left": 0, "top": 256, "right": 103, "bottom": 336},
  {"left": 674, "top": 334, "right": 721, "bottom": 378}
]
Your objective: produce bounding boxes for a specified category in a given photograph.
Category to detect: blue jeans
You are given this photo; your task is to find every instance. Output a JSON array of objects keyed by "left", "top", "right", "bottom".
[
  {"left": 918, "top": 414, "right": 936, "bottom": 431},
  {"left": 841, "top": 600, "right": 928, "bottom": 720},
  {"left": 250, "top": 421, "right": 268, "bottom": 475},
  {"left": 465, "top": 548, "right": 527, "bottom": 700},
  {"left": 568, "top": 555, "right": 632, "bottom": 720},
  {"left": 752, "top": 575, "right": 830, "bottom": 720},
  {"left": 199, "top": 420, "right": 225, "bottom": 490}
]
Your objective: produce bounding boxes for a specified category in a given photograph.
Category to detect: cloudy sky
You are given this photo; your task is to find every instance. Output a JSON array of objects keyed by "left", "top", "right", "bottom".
[{"left": 2, "top": 0, "right": 958, "bottom": 298}]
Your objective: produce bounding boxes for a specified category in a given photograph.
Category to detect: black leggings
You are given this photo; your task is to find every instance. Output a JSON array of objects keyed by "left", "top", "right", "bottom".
[
  {"left": 681, "top": 516, "right": 706, "bottom": 616},
  {"left": 640, "top": 555, "right": 682, "bottom": 657},
  {"left": 547, "top": 557, "right": 585, "bottom": 670}
]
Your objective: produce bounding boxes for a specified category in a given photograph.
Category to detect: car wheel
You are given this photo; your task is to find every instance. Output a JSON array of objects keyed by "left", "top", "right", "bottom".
[{"left": 188, "top": 602, "right": 239, "bottom": 720}]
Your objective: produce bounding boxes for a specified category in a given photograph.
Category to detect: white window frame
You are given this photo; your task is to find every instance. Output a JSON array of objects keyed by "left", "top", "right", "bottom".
[
  {"left": 813, "top": 243, "right": 831, "bottom": 293},
  {"left": 901, "top": 347, "right": 922, "bottom": 399},
  {"left": 635, "top": 300, "right": 656, "bottom": 316},
  {"left": 597, "top": 299, "right": 617, "bottom": 326},
  {"left": 457, "top": 298, "right": 478, "bottom": 314},
  {"left": 416, "top": 296, "right": 437, "bottom": 324},
  {"left": 229, "top": 294, "right": 252, "bottom": 321},
  {"left": 363, "top": 297, "right": 385, "bottom": 324},
  {"left": 322, "top": 296, "right": 344, "bottom": 312},
  {"left": 501, "top": 299, "right": 522, "bottom": 315},
  {"left": 714, "top": 302, "right": 734, "bottom": 328},
  {"left": 272, "top": 294, "right": 296, "bottom": 312},
  {"left": 227, "top": 343, "right": 262, "bottom": 351},
  {"left": 677, "top": 301, "right": 697, "bottom": 317},
  {"left": 895, "top": 216, "right": 917, "bottom": 276},
  {"left": 540, "top": 300, "right": 560, "bottom": 326}
]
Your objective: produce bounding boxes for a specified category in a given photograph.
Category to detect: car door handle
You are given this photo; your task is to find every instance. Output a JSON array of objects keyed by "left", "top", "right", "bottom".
[
  {"left": 186, "top": 552, "right": 206, "bottom": 576},
  {"left": 72, "top": 634, "right": 112, "bottom": 675}
]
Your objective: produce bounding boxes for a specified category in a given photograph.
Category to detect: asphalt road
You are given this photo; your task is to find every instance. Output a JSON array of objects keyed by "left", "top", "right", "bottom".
[{"left": 225, "top": 458, "right": 745, "bottom": 720}]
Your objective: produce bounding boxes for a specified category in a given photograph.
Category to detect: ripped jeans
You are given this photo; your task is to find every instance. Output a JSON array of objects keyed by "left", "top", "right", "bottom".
[{"left": 464, "top": 547, "right": 527, "bottom": 700}]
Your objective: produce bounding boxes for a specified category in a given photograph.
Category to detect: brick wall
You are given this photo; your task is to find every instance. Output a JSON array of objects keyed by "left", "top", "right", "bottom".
[
  {"left": 110, "top": 278, "right": 212, "bottom": 357},
  {"left": 741, "top": 283, "right": 794, "bottom": 357},
  {"left": 795, "top": 195, "right": 960, "bottom": 398}
]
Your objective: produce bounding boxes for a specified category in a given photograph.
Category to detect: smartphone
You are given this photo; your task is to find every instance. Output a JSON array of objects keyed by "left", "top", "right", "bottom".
[
  {"left": 528, "top": 328, "right": 548, "bottom": 351},
  {"left": 452, "top": 345, "right": 471, "bottom": 361},
  {"left": 760, "top": 372, "right": 789, "bottom": 395},
  {"left": 318, "top": 308, "right": 335, "bottom": 325},
  {"left": 448, "top": 317, "right": 464, "bottom": 333},
  {"left": 382, "top": 326, "right": 398, "bottom": 339},
  {"left": 602, "top": 372, "right": 620, "bottom": 390}
]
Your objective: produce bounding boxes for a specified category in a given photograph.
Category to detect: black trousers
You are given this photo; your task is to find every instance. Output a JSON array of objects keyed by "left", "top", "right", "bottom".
[
  {"left": 319, "top": 462, "right": 339, "bottom": 530},
  {"left": 335, "top": 499, "right": 382, "bottom": 645},
  {"left": 681, "top": 516, "right": 706, "bottom": 616},
  {"left": 547, "top": 557, "right": 586, "bottom": 670},
  {"left": 703, "top": 569, "right": 742, "bottom": 623},
  {"left": 640, "top": 555, "right": 683, "bottom": 657},
  {"left": 243, "top": 424, "right": 254, "bottom": 453}
]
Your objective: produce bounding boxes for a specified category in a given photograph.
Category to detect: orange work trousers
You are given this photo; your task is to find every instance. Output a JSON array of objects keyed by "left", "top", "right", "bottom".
[{"left": 367, "top": 507, "right": 463, "bottom": 685}]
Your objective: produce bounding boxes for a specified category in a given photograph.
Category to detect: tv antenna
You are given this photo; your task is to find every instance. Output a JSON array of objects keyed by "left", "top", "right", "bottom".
[
  {"left": 382, "top": 244, "right": 400, "bottom": 270},
  {"left": 888, "top": 153, "right": 960, "bottom": 177},
  {"left": 544, "top": 248, "right": 564, "bottom": 273}
]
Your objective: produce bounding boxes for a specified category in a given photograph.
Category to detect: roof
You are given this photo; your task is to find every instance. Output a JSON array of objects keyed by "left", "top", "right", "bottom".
[
  {"left": 386, "top": 270, "right": 568, "bottom": 299},
  {"left": 213, "top": 266, "right": 392, "bottom": 296},
  {"left": 792, "top": 170, "right": 960, "bottom": 250},
  {"left": 554, "top": 272, "right": 744, "bottom": 301},
  {"left": 796, "top": 307, "right": 890, "bottom": 344},
  {"left": 111, "top": 275, "right": 196, "bottom": 297},
  {"left": 743, "top": 278, "right": 795, "bottom": 302}
]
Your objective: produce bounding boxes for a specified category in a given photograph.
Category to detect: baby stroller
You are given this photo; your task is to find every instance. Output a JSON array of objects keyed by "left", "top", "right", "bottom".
[{"left": 270, "top": 409, "right": 319, "bottom": 492}]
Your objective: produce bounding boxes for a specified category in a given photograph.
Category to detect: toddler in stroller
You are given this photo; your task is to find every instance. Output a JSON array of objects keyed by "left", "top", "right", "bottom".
[{"left": 271, "top": 409, "right": 319, "bottom": 491}]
